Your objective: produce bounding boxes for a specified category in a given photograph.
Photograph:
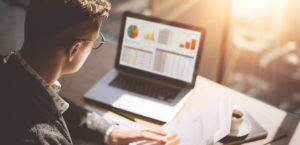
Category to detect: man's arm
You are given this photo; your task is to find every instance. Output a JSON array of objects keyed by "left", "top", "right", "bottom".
[
  {"left": 62, "top": 99, "right": 167, "bottom": 145},
  {"left": 62, "top": 99, "right": 112, "bottom": 144}
]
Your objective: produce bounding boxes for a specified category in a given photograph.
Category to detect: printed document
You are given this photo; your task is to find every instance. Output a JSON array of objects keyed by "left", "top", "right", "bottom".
[{"left": 163, "top": 97, "right": 232, "bottom": 145}]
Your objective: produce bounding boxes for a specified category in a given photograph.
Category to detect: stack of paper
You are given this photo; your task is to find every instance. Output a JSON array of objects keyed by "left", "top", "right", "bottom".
[
  {"left": 163, "top": 97, "right": 232, "bottom": 145},
  {"left": 86, "top": 97, "right": 232, "bottom": 145}
]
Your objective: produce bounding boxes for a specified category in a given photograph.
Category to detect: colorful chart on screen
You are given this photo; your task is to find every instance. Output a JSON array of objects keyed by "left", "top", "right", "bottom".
[
  {"left": 121, "top": 17, "right": 202, "bottom": 83},
  {"left": 179, "top": 39, "right": 197, "bottom": 50},
  {"left": 143, "top": 31, "right": 155, "bottom": 41},
  {"left": 127, "top": 24, "right": 139, "bottom": 39}
]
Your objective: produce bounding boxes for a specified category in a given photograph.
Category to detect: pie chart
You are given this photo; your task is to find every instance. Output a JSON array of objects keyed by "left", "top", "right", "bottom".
[{"left": 127, "top": 24, "right": 139, "bottom": 39}]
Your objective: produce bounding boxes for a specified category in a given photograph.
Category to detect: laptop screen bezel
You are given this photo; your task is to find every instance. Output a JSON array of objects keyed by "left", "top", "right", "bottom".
[{"left": 115, "top": 12, "right": 206, "bottom": 88}]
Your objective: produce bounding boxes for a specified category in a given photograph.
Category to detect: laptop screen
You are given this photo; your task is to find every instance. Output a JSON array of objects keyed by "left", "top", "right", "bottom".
[{"left": 119, "top": 16, "right": 203, "bottom": 83}]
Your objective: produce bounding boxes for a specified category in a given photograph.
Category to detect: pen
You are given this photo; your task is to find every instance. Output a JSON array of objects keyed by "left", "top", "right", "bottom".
[{"left": 111, "top": 108, "right": 136, "bottom": 122}]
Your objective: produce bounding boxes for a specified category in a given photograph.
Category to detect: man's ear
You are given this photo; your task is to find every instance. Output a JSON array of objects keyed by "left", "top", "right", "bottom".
[{"left": 67, "top": 41, "right": 82, "bottom": 62}]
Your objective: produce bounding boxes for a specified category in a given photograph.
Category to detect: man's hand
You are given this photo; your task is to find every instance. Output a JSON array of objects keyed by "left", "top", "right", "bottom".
[{"left": 108, "top": 126, "right": 167, "bottom": 145}]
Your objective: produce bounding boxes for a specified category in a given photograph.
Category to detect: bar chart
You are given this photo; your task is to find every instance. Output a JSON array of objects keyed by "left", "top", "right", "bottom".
[
  {"left": 143, "top": 31, "right": 155, "bottom": 41},
  {"left": 179, "top": 39, "right": 197, "bottom": 50}
]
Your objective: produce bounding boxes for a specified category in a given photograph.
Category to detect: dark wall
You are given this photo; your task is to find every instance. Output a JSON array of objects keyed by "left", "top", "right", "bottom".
[{"left": 0, "top": 1, "right": 26, "bottom": 55}]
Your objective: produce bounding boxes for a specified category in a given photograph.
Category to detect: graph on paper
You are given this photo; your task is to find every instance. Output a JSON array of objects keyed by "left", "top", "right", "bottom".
[{"left": 163, "top": 98, "right": 232, "bottom": 145}]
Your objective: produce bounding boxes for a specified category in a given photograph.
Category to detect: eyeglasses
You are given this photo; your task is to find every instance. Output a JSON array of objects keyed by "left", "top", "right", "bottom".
[
  {"left": 76, "top": 32, "right": 107, "bottom": 50},
  {"left": 92, "top": 32, "right": 107, "bottom": 50}
]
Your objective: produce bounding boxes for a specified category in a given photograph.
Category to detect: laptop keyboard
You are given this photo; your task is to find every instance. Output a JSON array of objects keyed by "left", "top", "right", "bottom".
[{"left": 109, "top": 74, "right": 180, "bottom": 103}]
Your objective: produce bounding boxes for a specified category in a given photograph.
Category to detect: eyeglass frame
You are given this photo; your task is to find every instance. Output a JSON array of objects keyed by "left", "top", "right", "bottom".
[{"left": 75, "top": 32, "right": 107, "bottom": 50}]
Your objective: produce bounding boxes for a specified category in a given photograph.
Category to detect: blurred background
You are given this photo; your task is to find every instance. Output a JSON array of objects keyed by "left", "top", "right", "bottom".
[{"left": 1, "top": 0, "right": 300, "bottom": 117}]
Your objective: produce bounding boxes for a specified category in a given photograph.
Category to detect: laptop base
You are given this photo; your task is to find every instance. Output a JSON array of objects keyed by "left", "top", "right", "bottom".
[{"left": 84, "top": 69, "right": 193, "bottom": 122}]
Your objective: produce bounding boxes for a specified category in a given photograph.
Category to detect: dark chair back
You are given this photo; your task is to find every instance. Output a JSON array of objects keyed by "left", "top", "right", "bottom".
[
  {"left": 0, "top": 55, "right": 4, "bottom": 72},
  {"left": 0, "top": 55, "right": 4, "bottom": 64},
  {"left": 0, "top": 55, "right": 4, "bottom": 71}
]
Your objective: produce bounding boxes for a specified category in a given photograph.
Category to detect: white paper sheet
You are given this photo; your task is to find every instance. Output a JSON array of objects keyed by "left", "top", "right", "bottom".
[{"left": 163, "top": 97, "right": 232, "bottom": 145}]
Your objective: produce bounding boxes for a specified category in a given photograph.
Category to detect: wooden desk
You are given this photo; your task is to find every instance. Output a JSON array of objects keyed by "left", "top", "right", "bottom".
[{"left": 60, "top": 44, "right": 300, "bottom": 145}]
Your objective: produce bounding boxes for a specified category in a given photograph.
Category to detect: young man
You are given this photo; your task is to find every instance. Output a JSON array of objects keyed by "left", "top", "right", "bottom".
[{"left": 0, "top": 0, "right": 166, "bottom": 145}]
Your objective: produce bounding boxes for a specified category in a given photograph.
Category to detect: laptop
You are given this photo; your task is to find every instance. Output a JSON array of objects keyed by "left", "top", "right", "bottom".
[{"left": 84, "top": 12, "right": 206, "bottom": 122}]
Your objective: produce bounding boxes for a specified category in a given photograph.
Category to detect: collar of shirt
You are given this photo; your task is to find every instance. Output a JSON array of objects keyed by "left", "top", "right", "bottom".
[{"left": 13, "top": 52, "right": 69, "bottom": 114}]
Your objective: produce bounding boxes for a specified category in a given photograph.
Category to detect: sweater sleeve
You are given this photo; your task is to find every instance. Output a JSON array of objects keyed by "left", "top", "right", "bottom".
[{"left": 62, "top": 99, "right": 112, "bottom": 144}]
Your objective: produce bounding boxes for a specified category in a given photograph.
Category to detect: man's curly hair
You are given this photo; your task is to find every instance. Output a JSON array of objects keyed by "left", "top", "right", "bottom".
[
  {"left": 24, "top": 0, "right": 111, "bottom": 42},
  {"left": 64, "top": 0, "right": 111, "bottom": 18}
]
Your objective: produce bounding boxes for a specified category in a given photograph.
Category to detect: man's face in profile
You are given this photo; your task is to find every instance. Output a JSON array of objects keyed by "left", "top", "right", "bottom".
[{"left": 61, "top": 19, "right": 101, "bottom": 75}]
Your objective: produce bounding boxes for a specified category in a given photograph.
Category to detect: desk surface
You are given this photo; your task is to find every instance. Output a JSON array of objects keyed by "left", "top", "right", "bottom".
[{"left": 60, "top": 44, "right": 300, "bottom": 145}]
